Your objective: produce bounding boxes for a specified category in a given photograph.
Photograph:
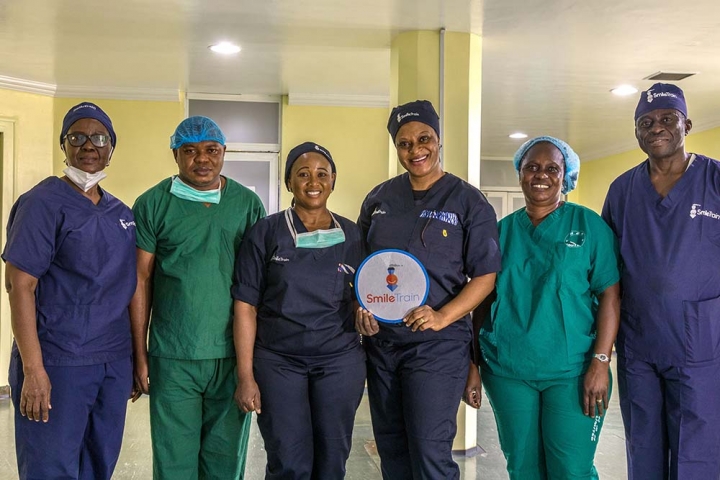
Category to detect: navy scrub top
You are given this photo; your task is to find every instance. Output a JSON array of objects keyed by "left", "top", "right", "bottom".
[
  {"left": 233, "top": 209, "right": 364, "bottom": 359},
  {"left": 358, "top": 172, "right": 501, "bottom": 344},
  {"left": 2, "top": 177, "right": 137, "bottom": 366},
  {"left": 603, "top": 154, "right": 720, "bottom": 365}
]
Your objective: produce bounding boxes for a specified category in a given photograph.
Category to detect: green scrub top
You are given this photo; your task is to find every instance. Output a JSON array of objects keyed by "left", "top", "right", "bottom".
[
  {"left": 480, "top": 202, "right": 619, "bottom": 380},
  {"left": 133, "top": 177, "right": 266, "bottom": 360}
]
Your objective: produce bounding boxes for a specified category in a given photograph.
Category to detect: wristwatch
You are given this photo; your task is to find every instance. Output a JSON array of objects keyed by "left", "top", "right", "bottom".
[{"left": 593, "top": 353, "right": 611, "bottom": 363}]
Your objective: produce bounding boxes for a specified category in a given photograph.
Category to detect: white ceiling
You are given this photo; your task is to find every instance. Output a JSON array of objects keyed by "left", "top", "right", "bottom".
[{"left": 1, "top": 0, "right": 719, "bottom": 160}]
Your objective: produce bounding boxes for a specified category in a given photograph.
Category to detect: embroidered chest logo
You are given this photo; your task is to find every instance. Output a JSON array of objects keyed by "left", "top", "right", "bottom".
[
  {"left": 372, "top": 207, "right": 387, "bottom": 216},
  {"left": 564, "top": 231, "right": 585, "bottom": 247},
  {"left": 119, "top": 219, "right": 136, "bottom": 230},
  {"left": 419, "top": 209, "right": 458, "bottom": 226},
  {"left": 271, "top": 255, "right": 289, "bottom": 263},
  {"left": 690, "top": 203, "right": 720, "bottom": 220}
]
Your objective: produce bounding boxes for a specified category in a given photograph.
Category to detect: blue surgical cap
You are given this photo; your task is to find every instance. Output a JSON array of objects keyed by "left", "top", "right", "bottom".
[
  {"left": 512, "top": 136, "right": 580, "bottom": 194},
  {"left": 170, "top": 116, "right": 226, "bottom": 149},
  {"left": 60, "top": 102, "right": 116, "bottom": 147}
]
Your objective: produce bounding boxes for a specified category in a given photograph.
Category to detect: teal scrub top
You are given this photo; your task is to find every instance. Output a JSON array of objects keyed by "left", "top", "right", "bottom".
[
  {"left": 133, "top": 177, "right": 266, "bottom": 360},
  {"left": 480, "top": 202, "right": 619, "bottom": 380}
]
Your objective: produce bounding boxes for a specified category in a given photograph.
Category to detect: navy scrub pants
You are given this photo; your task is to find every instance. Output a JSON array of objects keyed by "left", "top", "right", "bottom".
[
  {"left": 365, "top": 338, "right": 469, "bottom": 480},
  {"left": 618, "top": 355, "right": 720, "bottom": 480},
  {"left": 9, "top": 351, "right": 132, "bottom": 480},
  {"left": 253, "top": 348, "right": 366, "bottom": 480}
]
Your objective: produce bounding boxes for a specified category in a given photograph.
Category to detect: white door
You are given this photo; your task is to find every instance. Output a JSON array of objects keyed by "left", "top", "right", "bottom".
[
  {"left": 482, "top": 189, "right": 525, "bottom": 220},
  {"left": 222, "top": 151, "right": 279, "bottom": 214}
]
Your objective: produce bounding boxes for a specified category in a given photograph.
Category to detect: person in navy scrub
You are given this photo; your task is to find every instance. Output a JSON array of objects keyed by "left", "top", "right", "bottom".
[
  {"left": 355, "top": 100, "right": 501, "bottom": 480},
  {"left": 3, "top": 102, "right": 137, "bottom": 480},
  {"left": 603, "top": 83, "right": 720, "bottom": 479},
  {"left": 232, "top": 142, "right": 366, "bottom": 480}
]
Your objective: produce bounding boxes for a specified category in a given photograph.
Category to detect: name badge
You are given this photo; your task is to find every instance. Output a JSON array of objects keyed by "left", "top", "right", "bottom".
[{"left": 355, "top": 249, "right": 429, "bottom": 323}]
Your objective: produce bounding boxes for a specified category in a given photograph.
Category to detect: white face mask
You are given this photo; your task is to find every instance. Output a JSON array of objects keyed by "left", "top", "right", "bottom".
[{"left": 63, "top": 165, "right": 107, "bottom": 192}]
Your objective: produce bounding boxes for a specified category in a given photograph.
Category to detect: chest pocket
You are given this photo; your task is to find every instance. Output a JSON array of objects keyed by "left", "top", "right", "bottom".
[
  {"left": 420, "top": 219, "right": 464, "bottom": 271},
  {"left": 554, "top": 236, "right": 590, "bottom": 295}
]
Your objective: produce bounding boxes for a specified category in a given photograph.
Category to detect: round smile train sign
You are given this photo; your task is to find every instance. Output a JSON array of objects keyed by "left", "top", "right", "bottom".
[{"left": 355, "top": 249, "right": 430, "bottom": 323}]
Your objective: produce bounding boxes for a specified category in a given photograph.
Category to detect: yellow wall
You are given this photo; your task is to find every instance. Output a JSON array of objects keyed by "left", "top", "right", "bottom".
[
  {"left": 576, "top": 125, "right": 720, "bottom": 213},
  {"left": 53, "top": 97, "right": 185, "bottom": 206},
  {"left": 0, "top": 88, "right": 55, "bottom": 386},
  {"left": 0, "top": 88, "right": 55, "bottom": 194},
  {"left": 281, "top": 98, "right": 389, "bottom": 220}
]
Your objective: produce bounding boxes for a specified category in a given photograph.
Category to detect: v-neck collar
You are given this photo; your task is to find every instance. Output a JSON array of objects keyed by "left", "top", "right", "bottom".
[
  {"left": 639, "top": 154, "right": 699, "bottom": 210},
  {"left": 56, "top": 176, "right": 108, "bottom": 208},
  {"left": 518, "top": 202, "right": 566, "bottom": 241}
]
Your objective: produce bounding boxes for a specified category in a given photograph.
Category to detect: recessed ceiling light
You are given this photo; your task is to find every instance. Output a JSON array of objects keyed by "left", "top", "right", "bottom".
[
  {"left": 509, "top": 133, "right": 528, "bottom": 139},
  {"left": 610, "top": 85, "right": 638, "bottom": 96},
  {"left": 209, "top": 42, "right": 241, "bottom": 55}
]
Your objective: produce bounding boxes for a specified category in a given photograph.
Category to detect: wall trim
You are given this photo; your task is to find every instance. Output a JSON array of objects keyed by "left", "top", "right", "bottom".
[
  {"left": 288, "top": 93, "right": 389, "bottom": 108},
  {"left": 54, "top": 85, "right": 181, "bottom": 102},
  {"left": 225, "top": 142, "right": 280, "bottom": 153},
  {"left": 188, "top": 93, "right": 281, "bottom": 103},
  {"left": 0, "top": 75, "right": 56, "bottom": 96}
]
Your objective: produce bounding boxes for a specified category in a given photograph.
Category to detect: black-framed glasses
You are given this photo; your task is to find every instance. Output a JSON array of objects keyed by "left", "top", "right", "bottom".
[{"left": 64, "top": 132, "right": 110, "bottom": 148}]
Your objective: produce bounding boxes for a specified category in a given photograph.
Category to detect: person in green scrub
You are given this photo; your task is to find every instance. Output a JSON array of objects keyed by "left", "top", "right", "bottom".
[
  {"left": 469, "top": 136, "right": 621, "bottom": 479},
  {"left": 129, "top": 116, "right": 265, "bottom": 479}
]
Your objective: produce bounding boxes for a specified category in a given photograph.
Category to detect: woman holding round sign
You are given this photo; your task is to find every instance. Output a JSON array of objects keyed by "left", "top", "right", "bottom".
[
  {"left": 356, "top": 100, "right": 501, "bottom": 479},
  {"left": 476, "top": 137, "right": 621, "bottom": 479},
  {"left": 232, "top": 142, "right": 366, "bottom": 479}
]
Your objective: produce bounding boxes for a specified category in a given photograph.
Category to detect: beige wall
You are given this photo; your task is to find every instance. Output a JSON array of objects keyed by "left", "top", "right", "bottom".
[
  {"left": 53, "top": 97, "right": 185, "bottom": 206},
  {"left": 281, "top": 98, "right": 389, "bottom": 220},
  {"left": 575, "top": 125, "right": 720, "bottom": 213}
]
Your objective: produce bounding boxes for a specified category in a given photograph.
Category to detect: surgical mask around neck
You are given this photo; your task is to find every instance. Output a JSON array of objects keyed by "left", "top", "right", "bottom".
[
  {"left": 169, "top": 176, "right": 222, "bottom": 204},
  {"left": 63, "top": 165, "right": 106, "bottom": 192},
  {"left": 284, "top": 208, "right": 346, "bottom": 249}
]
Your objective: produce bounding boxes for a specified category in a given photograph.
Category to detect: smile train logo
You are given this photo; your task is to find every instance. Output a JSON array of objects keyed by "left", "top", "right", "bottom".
[
  {"left": 690, "top": 203, "right": 720, "bottom": 220},
  {"left": 690, "top": 203, "right": 699, "bottom": 218},
  {"left": 386, "top": 267, "right": 398, "bottom": 292}
]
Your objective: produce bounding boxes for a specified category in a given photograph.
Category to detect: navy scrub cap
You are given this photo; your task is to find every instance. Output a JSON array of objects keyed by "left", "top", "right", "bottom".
[
  {"left": 387, "top": 100, "right": 440, "bottom": 141},
  {"left": 285, "top": 142, "right": 336, "bottom": 189},
  {"left": 634, "top": 83, "right": 687, "bottom": 122},
  {"left": 170, "top": 116, "right": 226, "bottom": 149},
  {"left": 60, "top": 102, "right": 116, "bottom": 147},
  {"left": 513, "top": 136, "right": 580, "bottom": 195}
]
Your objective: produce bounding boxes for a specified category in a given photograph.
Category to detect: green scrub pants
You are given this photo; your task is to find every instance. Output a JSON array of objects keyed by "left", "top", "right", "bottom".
[
  {"left": 149, "top": 356, "right": 251, "bottom": 480},
  {"left": 482, "top": 369, "right": 612, "bottom": 480}
]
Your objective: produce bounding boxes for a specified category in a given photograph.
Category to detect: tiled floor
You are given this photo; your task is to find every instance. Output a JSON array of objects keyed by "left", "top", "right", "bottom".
[{"left": 0, "top": 368, "right": 628, "bottom": 479}]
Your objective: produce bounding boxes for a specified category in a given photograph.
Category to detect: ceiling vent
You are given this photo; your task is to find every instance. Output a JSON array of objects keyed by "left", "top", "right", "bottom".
[{"left": 644, "top": 71, "right": 696, "bottom": 81}]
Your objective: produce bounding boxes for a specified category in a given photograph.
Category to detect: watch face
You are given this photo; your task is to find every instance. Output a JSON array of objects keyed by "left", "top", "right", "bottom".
[{"left": 594, "top": 354, "right": 610, "bottom": 362}]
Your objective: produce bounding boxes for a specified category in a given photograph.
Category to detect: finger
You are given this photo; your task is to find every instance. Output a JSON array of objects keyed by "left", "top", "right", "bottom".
[
  {"left": 19, "top": 395, "right": 28, "bottom": 417},
  {"left": 255, "top": 393, "right": 262, "bottom": 414},
  {"left": 32, "top": 398, "right": 41, "bottom": 422},
  {"left": 583, "top": 393, "right": 591, "bottom": 417},
  {"left": 410, "top": 318, "right": 423, "bottom": 332},
  {"left": 131, "top": 389, "right": 142, "bottom": 403},
  {"left": 141, "top": 377, "right": 150, "bottom": 395},
  {"left": 595, "top": 397, "right": 605, "bottom": 417}
]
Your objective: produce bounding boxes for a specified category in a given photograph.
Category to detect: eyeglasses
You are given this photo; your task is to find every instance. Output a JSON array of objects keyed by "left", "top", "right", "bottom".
[{"left": 64, "top": 133, "right": 111, "bottom": 148}]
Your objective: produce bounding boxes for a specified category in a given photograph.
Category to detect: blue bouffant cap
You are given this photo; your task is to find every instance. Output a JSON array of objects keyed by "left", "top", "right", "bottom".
[
  {"left": 60, "top": 102, "right": 116, "bottom": 147},
  {"left": 170, "top": 116, "right": 226, "bottom": 149},
  {"left": 387, "top": 100, "right": 440, "bottom": 141},
  {"left": 285, "top": 142, "right": 336, "bottom": 189},
  {"left": 634, "top": 83, "right": 688, "bottom": 121},
  {"left": 513, "top": 136, "right": 580, "bottom": 195}
]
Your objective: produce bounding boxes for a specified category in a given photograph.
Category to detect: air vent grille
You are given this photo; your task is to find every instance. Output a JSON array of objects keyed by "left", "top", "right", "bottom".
[{"left": 644, "top": 72, "right": 696, "bottom": 81}]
